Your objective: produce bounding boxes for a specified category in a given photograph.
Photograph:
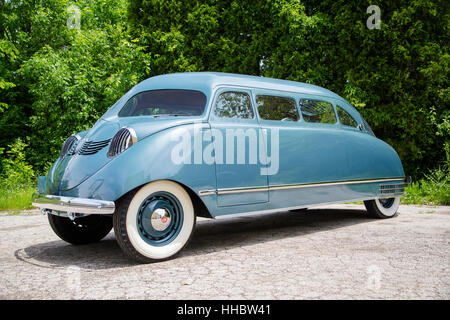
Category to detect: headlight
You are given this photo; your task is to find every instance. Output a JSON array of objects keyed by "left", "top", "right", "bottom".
[
  {"left": 107, "top": 127, "right": 138, "bottom": 158},
  {"left": 60, "top": 134, "right": 80, "bottom": 158}
]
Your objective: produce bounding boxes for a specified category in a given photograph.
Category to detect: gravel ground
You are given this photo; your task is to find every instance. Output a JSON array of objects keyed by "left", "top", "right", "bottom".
[{"left": 0, "top": 204, "right": 449, "bottom": 300}]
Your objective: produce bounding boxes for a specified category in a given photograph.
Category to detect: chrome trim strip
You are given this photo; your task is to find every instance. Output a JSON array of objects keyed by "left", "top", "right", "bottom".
[
  {"left": 218, "top": 186, "right": 268, "bottom": 195},
  {"left": 269, "top": 177, "right": 405, "bottom": 191},
  {"left": 32, "top": 193, "right": 115, "bottom": 214},
  {"left": 198, "top": 190, "right": 216, "bottom": 196},
  {"left": 198, "top": 177, "right": 405, "bottom": 196}
]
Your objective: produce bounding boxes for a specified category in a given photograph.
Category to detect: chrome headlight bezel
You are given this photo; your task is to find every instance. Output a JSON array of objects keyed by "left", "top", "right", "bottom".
[{"left": 107, "top": 127, "right": 138, "bottom": 158}]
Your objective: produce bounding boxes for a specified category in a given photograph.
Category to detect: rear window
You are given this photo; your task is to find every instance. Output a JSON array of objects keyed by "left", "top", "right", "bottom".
[
  {"left": 299, "top": 99, "right": 337, "bottom": 124},
  {"left": 118, "top": 89, "right": 207, "bottom": 117},
  {"left": 256, "top": 95, "right": 299, "bottom": 121}
]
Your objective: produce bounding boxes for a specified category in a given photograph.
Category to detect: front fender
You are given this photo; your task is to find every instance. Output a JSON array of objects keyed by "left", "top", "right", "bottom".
[{"left": 60, "top": 124, "right": 216, "bottom": 202}]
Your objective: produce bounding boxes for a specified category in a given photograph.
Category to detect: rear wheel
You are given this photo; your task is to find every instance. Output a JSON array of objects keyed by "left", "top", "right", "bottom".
[
  {"left": 364, "top": 197, "right": 400, "bottom": 219},
  {"left": 113, "top": 180, "right": 196, "bottom": 263},
  {"left": 48, "top": 214, "right": 113, "bottom": 244}
]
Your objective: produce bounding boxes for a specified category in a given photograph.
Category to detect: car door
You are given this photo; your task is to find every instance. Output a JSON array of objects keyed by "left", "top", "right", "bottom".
[{"left": 209, "top": 88, "right": 269, "bottom": 207}]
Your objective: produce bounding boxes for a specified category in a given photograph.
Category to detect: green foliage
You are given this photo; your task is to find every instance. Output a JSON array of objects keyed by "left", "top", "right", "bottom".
[
  {"left": 0, "top": 0, "right": 149, "bottom": 170},
  {"left": 403, "top": 166, "right": 450, "bottom": 206},
  {"left": 0, "top": 186, "right": 35, "bottom": 211},
  {"left": 0, "top": 139, "right": 36, "bottom": 211},
  {"left": 20, "top": 26, "right": 150, "bottom": 168},
  {"left": 1, "top": 139, "right": 35, "bottom": 189},
  {"left": 0, "top": 39, "right": 18, "bottom": 111}
]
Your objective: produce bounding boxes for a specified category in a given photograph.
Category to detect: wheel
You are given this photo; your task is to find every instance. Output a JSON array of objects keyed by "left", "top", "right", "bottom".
[
  {"left": 113, "top": 180, "right": 196, "bottom": 263},
  {"left": 48, "top": 214, "right": 113, "bottom": 245},
  {"left": 364, "top": 197, "right": 400, "bottom": 219}
]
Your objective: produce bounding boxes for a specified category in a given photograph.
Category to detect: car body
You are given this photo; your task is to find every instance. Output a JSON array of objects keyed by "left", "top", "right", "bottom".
[{"left": 33, "top": 72, "right": 408, "bottom": 262}]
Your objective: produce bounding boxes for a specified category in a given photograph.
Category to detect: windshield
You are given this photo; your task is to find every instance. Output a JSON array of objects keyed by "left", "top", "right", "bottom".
[{"left": 118, "top": 89, "right": 207, "bottom": 117}]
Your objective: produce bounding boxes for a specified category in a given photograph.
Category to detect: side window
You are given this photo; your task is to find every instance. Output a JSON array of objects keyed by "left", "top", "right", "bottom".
[
  {"left": 256, "top": 95, "right": 299, "bottom": 121},
  {"left": 336, "top": 106, "right": 357, "bottom": 127},
  {"left": 299, "top": 99, "right": 337, "bottom": 124},
  {"left": 213, "top": 91, "right": 254, "bottom": 119}
]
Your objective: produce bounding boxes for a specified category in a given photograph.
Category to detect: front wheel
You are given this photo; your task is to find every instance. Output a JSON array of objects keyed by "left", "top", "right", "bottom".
[
  {"left": 364, "top": 197, "right": 400, "bottom": 219},
  {"left": 113, "top": 180, "right": 196, "bottom": 263}
]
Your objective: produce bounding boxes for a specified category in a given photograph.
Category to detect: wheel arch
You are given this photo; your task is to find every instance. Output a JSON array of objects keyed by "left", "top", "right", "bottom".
[{"left": 114, "top": 179, "right": 213, "bottom": 219}]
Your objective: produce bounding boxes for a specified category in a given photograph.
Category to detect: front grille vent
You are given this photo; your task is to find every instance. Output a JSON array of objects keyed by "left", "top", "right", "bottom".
[
  {"left": 66, "top": 141, "right": 79, "bottom": 156},
  {"left": 78, "top": 139, "right": 111, "bottom": 155},
  {"left": 60, "top": 135, "right": 79, "bottom": 158},
  {"left": 107, "top": 128, "right": 135, "bottom": 158}
]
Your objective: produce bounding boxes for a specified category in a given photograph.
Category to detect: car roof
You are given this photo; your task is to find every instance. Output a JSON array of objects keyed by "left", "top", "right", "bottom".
[{"left": 134, "top": 72, "right": 345, "bottom": 101}]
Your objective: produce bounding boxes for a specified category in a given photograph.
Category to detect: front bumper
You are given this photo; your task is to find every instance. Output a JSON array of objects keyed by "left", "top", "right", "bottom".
[{"left": 32, "top": 193, "right": 115, "bottom": 215}]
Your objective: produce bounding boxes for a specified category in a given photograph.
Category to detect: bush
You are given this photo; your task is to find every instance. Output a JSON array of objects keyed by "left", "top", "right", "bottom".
[
  {"left": 0, "top": 139, "right": 36, "bottom": 211},
  {"left": 403, "top": 166, "right": 450, "bottom": 206},
  {"left": 1, "top": 139, "right": 35, "bottom": 189}
]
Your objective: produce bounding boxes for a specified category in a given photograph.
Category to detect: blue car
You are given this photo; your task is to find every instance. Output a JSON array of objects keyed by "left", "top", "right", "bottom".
[{"left": 33, "top": 72, "right": 408, "bottom": 262}]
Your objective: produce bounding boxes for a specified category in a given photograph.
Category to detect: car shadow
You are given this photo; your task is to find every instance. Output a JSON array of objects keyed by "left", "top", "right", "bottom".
[{"left": 15, "top": 208, "right": 371, "bottom": 270}]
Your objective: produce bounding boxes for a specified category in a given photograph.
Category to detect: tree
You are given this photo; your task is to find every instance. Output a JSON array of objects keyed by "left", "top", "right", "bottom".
[
  {"left": 128, "top": 0, "right": 449, "bottom": 177},
  {"left": 0, "top": 0, "right": 150, "bottom": 171},
  {"left": 21, "top": 27, "right": 150, "bottom": 168},
  {"left": 0, "top": 38, "right": 17, "bottom": 112}
]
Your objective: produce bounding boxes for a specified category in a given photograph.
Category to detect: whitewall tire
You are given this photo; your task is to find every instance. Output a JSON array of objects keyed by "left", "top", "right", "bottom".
[
  {"left": 364, "top": 196, "right": 400, "bottom": 219},
  {"left": 113, "top": 180, "right": 196, "bottom": 263}
]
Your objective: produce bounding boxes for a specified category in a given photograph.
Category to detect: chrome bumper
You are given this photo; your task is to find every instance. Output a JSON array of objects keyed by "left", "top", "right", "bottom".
[{"left": 32, "top": 193, "right": 115, "bottom": 215}]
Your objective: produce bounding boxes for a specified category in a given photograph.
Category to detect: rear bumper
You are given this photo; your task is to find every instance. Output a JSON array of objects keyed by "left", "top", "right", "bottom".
[{"left": 32, "top": 193, "right": 115, "bottom": 215}]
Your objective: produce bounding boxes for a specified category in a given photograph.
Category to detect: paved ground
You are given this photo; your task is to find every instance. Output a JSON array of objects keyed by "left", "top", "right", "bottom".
[{"left": 0, "top": 204, "right": 449, "bottom": 300}]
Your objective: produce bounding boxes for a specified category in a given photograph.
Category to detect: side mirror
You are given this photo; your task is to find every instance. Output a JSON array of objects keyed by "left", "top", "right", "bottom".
[{"left": 357, "top": 124, "right": 364, "bottom": 131}]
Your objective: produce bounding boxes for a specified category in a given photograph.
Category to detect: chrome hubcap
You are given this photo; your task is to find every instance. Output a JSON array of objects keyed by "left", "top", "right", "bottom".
[
  {"left": 151, "top": 207, "right": 172, "bottom": 231},
  {"left": 136, "top": 192, "right": 183, "bottom": 246}
]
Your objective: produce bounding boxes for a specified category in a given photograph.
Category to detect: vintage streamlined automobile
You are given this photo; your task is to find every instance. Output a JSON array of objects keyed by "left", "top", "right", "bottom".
[{"left": 33, "top": 72, "right": 408, "bottom": 262}]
